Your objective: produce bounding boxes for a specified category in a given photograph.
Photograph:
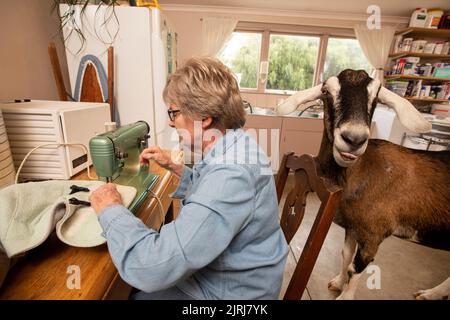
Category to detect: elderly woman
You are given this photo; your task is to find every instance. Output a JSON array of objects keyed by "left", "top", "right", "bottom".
[{"left": 90, "top": 57, "right": 288, "bottom": 300}]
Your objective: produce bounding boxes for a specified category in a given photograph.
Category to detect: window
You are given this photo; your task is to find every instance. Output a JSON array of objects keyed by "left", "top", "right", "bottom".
[
  {"left": 217, "top": 28, "right": 371, "bottom": 94},
  {"left": 267, "top": 34, "right": 319, "bottom": 91},
  {"left": 322, "top": 38, "right": 372, "bottom": 82},
  {"left": 218, "top": 32, "right": 262, "bottom": 89}
]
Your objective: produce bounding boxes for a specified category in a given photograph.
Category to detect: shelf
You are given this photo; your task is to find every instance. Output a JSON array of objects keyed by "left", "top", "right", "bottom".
[
  {"left": 385, "top": 75, "right": 450, "bottom": 81},
  {"left": 388, "top": 52, "right": 450, "bottom": 60},
  {"left": 388, "top": 28, "right": 450, "bottom": 105},
  {"left": 404, "top": 96, "right": 450, "bottom": 103},
  {"left": 395, "top": 27, "right": 450, "bottom": 38}
]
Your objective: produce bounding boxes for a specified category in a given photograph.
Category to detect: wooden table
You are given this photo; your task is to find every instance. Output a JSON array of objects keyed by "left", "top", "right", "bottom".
[{"left": 0, "top": 160, "right": 179, "bottom": 300}]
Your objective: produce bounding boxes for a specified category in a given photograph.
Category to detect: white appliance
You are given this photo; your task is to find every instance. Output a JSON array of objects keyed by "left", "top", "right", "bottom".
[
  {"left": 0, "top": 100, "right": 110, "bottom": 181},
  {"left": 60, "top": 4, "right": 177, "bottom": 149},
  {"left": 371, "top": 104, "right": 450, "bottom": 151},
  {"left": 371, "top": 105, "right": 407, "bottom": 144},
  {"left": 0, "top": 109, "right": 15, "bottom": 188}
]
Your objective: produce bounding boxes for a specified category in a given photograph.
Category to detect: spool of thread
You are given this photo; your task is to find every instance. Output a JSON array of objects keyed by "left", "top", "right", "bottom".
[{"left": 104, "top": 122, "right": 117, "bottom": 132}]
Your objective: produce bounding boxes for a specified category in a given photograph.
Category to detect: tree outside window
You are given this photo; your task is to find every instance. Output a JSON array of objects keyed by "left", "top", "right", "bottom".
[
  {"left": 322, "top": 38, "right": 372, "bottom": 81},
  {"left": 267, "top": 34, "right": 319, "bottom": 91},
  {"left": 218, "top": 32, "right": 261, "bottom": 89},
  {"left": 218, "top": 31, "right": 370, "bottom": 93}
]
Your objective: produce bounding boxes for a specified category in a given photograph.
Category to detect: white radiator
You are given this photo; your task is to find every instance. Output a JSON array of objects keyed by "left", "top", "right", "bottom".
[{"left": 0, "top": 109, "right": 15, "bottom": 188}]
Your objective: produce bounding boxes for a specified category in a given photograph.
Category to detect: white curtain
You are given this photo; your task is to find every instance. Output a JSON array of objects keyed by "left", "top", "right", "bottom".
[
  {"left": 354, "top": 25, "right": 396, "bottom": 83},
  {"left": 201, "top": 16, "right": 238, "bottom": 56}
]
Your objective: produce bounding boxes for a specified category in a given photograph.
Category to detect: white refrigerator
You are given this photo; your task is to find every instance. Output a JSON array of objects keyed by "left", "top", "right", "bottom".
[{"left": 60, "top": 4, "right": 178, "bottom": 149}]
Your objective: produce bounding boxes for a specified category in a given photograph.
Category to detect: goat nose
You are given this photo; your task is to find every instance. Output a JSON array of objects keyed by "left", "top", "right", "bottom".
[{"left": 340, "top": 131, "right": 368, "bottom": 148}]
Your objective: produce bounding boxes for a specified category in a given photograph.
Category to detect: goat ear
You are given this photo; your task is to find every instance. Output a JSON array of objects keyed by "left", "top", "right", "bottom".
[
  {"left": 378, "top": 87, "right": 431, "bottom": 133},
  {"left": 275, "top": 84, "right": 323, "bottom": 115}
]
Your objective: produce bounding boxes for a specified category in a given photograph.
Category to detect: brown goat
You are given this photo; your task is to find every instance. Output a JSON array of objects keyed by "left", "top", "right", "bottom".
[{"left": 277, "top": 69, "right": 450, "bottom": 299}]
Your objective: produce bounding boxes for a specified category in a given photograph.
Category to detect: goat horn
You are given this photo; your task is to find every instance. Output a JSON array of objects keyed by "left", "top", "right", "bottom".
[
  {"left": 378, "top": 87, "right": 431, "bottom": 133},
  {"left": 275, "top": 84, "right": 323, "bottom": 115}
]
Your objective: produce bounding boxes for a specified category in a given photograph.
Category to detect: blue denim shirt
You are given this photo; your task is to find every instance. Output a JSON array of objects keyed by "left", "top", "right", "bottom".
[{"left": 99, "top": 128, "right": 288, "bottom": 299}]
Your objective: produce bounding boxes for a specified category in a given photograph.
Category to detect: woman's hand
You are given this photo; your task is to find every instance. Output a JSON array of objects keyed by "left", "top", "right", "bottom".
[
  {"left": 140, "top": 146, "right": 184, "bottom": 177},
  {"left": 90, "top": 183, "right": 123, "bottom": 216}
]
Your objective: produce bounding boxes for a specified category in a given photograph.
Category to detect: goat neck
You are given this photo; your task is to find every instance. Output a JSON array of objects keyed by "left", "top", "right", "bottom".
[{"left": 316, "top": 130, "right": 347, "bottom": 186}]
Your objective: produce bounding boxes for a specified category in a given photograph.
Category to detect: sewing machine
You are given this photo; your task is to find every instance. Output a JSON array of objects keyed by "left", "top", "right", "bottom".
[{"left": 89, "top": 121, "right": 159, "bottom": 213}]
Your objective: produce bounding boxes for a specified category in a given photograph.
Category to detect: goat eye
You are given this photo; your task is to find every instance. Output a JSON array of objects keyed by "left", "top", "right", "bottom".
[{"left": 321, "top": 88, "right": 328, "bottom": 95}]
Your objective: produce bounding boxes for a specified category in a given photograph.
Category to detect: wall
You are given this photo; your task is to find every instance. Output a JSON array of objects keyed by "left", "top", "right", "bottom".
[
  {"left": 162, "top": 4, "right": 409, "bottom": 109},
  {"left": 163, "top": 10, "right": 203, "bottom": 66},
  {"left": 0, "top": 0, "right": 70, "bottom": 101},
  {"left": 162, "top": 6, "right": 393, "bottom": 66}
]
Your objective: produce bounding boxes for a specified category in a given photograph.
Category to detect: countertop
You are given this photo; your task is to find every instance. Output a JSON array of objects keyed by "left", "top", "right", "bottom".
[{"left": 245, "top": 106, "right": 323, "bottom": 119}]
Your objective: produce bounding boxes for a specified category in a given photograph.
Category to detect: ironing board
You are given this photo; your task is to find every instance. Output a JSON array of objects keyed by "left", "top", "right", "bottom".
[
  {"left": 74, "top": 55, "right": 109, "bottom": 103},
  {"left": 48, "top": 43, "right": 116, "bottom": 122}
]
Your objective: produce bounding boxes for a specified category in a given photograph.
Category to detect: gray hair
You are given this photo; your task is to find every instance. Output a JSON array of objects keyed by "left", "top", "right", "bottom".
[{"left": 163, "top": 56, "right": 246, "bottom": 129}]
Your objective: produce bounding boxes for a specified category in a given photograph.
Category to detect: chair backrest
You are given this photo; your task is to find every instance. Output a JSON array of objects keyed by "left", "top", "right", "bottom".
[{"left": 275, "top": 152, "right": 342, "bottom": 300}]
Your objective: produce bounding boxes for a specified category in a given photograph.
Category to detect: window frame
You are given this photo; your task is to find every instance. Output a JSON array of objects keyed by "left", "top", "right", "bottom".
[
  {"left": 219, "top": 30, "right": 264, "bottom": 91},
  {"left": 320, "top": 35, "right": 372, "bottom": 83},
  {"left": 265, "top": 31, "right": 322, "bottom": 94},
  {"left": 229, "top": 22, "right": 364, "bottom": 95}
]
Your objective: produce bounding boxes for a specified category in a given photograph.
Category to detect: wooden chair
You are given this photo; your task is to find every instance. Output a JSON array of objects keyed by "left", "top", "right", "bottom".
[{"left": 275, "top": 152, "right": 342, "bottom": 300}]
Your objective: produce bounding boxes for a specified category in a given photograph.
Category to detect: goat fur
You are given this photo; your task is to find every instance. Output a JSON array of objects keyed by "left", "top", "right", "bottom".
[
  {"left": 278, "top": 69, "right": 450, "bottom": 299},
  {"left": 319, "top": 137, "right": 450, "bottom": 254}
]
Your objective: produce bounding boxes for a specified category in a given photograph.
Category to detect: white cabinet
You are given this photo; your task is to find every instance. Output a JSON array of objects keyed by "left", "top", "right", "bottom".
[
  {"left": 244, "top": 114, "right": 283, "bottom": 172},
  {"left": 244, "top": 114, "right": 324, "bottom": 172},
  {"left": 280, "top": 117, "right": 324, "bottom": 157}
]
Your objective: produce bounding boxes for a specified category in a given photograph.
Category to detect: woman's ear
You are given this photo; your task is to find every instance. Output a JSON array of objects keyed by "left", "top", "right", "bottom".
[{"left": 201, "top": 117, "right": 213, "bottom": 129}]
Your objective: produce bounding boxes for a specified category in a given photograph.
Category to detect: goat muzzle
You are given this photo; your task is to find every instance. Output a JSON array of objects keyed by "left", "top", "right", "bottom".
[{"left": 340, "top": 152, "right": 358, "bottom": 161}]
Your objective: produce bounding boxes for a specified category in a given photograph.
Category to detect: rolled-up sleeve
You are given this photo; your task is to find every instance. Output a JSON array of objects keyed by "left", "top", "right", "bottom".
[{"left": 98, "top": 164, "right": 255, "bottom": 293}]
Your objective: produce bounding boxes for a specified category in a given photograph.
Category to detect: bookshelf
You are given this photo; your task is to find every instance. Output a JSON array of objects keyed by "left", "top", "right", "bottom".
[
  {"left": 395, "top": 27, "right": 450, "bottom": 38},
  {"left": 386, "top": 27, "right": 450, "bottom": 107},
  {"left": 404, "top": 96, "right": 450, "bottom": 103},
  {"left": 388, "top": 52, "right": 450, "bottom": 60},
  {"left": 385, "top": 75, "right": 450, "bottom": 81}
]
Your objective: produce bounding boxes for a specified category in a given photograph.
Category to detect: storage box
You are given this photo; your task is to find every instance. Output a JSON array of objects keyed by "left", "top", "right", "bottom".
[
  {"left": 431, "top": 103, "right": 450, "bottom": 117},
  {"left": 386, "top": 80, "right": 409, "bottom": 97},
  {"left": 433, "top": 67, "right": 450, "bottom": 79}
]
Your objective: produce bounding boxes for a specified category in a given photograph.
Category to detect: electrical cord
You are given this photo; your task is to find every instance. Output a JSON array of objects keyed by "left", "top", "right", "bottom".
[
  {"left": 15, "top": 143, "right": 95, "bottom": 184},
  {"left": 145, "top": 151, "right": 184, "bottom": 230},
  {"left": 16, "top": 143, "right": 180, "bottom": 232},
  {"left": 148, "top": 188, "right": 166, "bottom": 230},
  {"left": 15, "top": 143, "right": 174, "bottom": 236}
]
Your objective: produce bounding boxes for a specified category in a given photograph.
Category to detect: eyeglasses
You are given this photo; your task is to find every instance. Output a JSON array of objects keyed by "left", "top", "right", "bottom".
[{"left": 167, "top": 109, "right": 181, "bottom": 122}]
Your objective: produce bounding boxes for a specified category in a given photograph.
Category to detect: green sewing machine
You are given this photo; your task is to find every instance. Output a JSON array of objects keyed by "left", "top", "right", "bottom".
[{"left": 89, "top": 121, "right": 159, "bottom": 213}]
